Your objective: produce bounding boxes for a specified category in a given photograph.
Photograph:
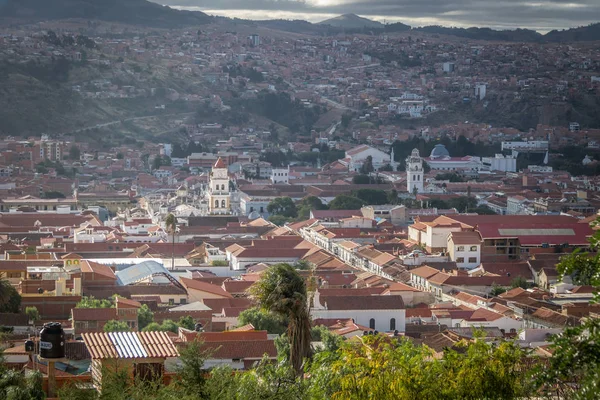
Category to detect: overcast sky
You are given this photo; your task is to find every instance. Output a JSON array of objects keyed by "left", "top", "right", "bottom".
[{"left": 154, "top": 0, "right": 599, "bottom": 33}]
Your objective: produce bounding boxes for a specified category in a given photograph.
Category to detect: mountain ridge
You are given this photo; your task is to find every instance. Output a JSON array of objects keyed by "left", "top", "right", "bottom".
[
  {"left": 318, "top": 13, "right": 384, "bottom": 29},
  {"left": 0, "top": 0, "right": 212, "bottom": 28}
]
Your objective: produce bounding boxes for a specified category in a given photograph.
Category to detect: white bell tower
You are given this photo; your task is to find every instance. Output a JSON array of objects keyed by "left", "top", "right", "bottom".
[
  {"left": 208, "top": 158, "right": 232, "bottom": 215},
  {"left": 406, "top": 148, "right": 424, "bottom": 194}
]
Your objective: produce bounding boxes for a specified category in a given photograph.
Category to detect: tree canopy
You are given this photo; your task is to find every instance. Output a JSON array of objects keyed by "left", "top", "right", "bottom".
[{"left": 328, "top": 194, "right": 366, "bottom": 210}]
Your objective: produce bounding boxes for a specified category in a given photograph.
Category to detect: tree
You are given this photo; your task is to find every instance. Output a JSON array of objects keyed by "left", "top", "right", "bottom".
[
  {"left": 267, "top": 197, "right": 297, "bottom": 218},
  {"left": 510, "top": 276, "right": 529, "bottom": 289},
  {"left": 490, "top": 283, "right": 507, "bottom": 296},
  {"left": 557, "top": 251, "right": 600, "bottom": 286},
  {"left": 103, "top": 320, "right": 130, "bottom": 332},
  {"left": 116, "top": 152, "right": 124, "bottom": 160},
  {"left": 353, "top": 189, "right": 388, "bottom": 205},
  {"left": 268, "top": 214, "right": 290, "bottom": 226},
  {"left": 352, "top": 174, "right": 370, "bottom": 184},
  {"left": 388, "top": 189, "right": 399, "bottom": 204},
  {"left": 143, "top": 319, "right": 179, "bottom": 333},
  {"left": 360, "top": 155, "right": 374, "bottom": 174},
  {"left": 0, "top": 369, "right": 44, "bottom": 400},
  {"left": 328, "top": 194, "right": 365, "bottom": 210},
  {"left": 25, "top": 306, "right": 40, "bottom": 324},
  {"left": 296, "top": 196, "right": 327, "bottom": 220},
  {"left": 178, "top": 315, "right": 195, "bottom": 331},
  {"left": 76, "top": 296, "right": 113, "bottom": 308},
  {"left": 238, "top": 307, "right": 288, "bottom": 334},
  {"left": 165, "top": 213, "right": 177, "bottom": 271},
  {"left": 249, "top": 263, "right": 312, "bottom": 374},
  {"left": 175, "top": 339, "right": 209, "bottom": 397},
  {"left": 137, "top": 304, "right": 153, "bottom": 330},
  {"left": 69, "top": 145, "right": 81, "bottom": 161},
  {"left": 0, "top": 280, "right": 21, "bottom": 313}
]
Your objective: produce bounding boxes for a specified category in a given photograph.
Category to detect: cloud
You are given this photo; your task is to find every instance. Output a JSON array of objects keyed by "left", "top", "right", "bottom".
[{"left": 155, "top": 0, "right": 600, "bottom": 31}]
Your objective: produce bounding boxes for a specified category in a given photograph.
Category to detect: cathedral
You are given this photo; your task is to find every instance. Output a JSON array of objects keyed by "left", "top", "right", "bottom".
[{"left": 208, "top": 158, "right": 232, "bottom": 215}]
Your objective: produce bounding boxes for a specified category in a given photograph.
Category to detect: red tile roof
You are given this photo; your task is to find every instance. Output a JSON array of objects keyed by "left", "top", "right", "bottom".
[
  {"left": 82, "top": 331, "right": 179, "bottom": 359},
  {"left": 181, "top": 277, "right": 233, "bottom": 298}
]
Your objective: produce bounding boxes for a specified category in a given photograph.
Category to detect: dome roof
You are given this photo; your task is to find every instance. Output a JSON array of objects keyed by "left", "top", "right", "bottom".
[{"left": 430, "top": 144, "right": 450, "bottom": 159}]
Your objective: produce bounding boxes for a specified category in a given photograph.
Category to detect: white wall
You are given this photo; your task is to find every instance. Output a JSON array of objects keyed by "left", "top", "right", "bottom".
[{"left": 311, "top": 309, "right": 406, "bottom": 333}]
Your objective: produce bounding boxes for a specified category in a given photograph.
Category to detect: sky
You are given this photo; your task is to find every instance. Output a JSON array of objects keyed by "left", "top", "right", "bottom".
[{"left": 154, "top": 0, "right": 599, "bottom": 33}]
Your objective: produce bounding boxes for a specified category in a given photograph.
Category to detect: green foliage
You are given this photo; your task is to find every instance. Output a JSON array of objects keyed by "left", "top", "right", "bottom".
[
  {"left": 238, "top": 307, "right": 288, "bottom": 334},
  {"left": 537, "top": 318, "right": 600, "bottom": 399},
  {"left": 267, "top": 214, "right": 291, "bottom": 226},
  {"left": 0, "top": 369, "right": 44, "bottom": 400},
  {"left": 43, "top": 191, "right": 66, "bottom": 199},
  {"left": 249, "top": 263, "right": 312, "bottom": 374},
  {"left": 240, "top": 91, "right": 324, "bottom": 133},
  {"left": 352, "top": 188, "right": 388, "bottom": 205},
  {"left": 557, "top": 250, "right": 600, "bottom": 286},
  {"left": 359, "top": 155, "right": 375, "bottom": 174},
  {"left": 143, "top": 319, "right": 179, "bottom": 333},
  {"left": 137, "top": 304, "right": 154, "bottom": 331},
  {"left": 510, "top": 276, "right": 529, "bottom": 289},
  {"left": 490, "top": 283, "right": 508, "bottom": 296},
  {"left": 352, "top": 174, "right": 371, "bottom": 184},
  {"left": 69, "top": 145, "right": 81, "bottom": 160},
  {"left": 211, "top": 260, "right": 229, "bottom": 266},
  {"left": 311, "top": 325, "right": 344, "bottom": 353},
  {"left": 328, "top": 194, "right": 365, "bottom": 210},
  {"left": 25, "top": 307, "right": 40, "bottom": 323},
  {"left": 267, "top": 197, "right": 297, "bottom": 218},
  {"left": 76, "top": 296, "right": 113, "bottom": 309},
  {"left": 178, "top": 316, "right": 196, "bottom": 331},
  {"left": 0, "top": 280, "right": 21, "bottom": 313},
  {"left": 103, "top": 320, "right": 130, "bottom": 333},
  {"left": 308, "top": 335, "right": 533, "bottom": 400},
  {"left": 174, "top": 340, "right": 209, "bottom": 397},
  {"left": 296, "top": 196, "right": 327, "bottom": 221},
  {"left": 435, "top": 172, "right": 465, "bottom": 182}
]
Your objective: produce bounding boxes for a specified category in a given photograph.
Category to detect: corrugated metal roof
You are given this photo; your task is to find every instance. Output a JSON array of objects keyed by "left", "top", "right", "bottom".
[
  {"left": 115, "top": 260, "right": 178, "bottom": 286},
  {"left": 81, "top": 331, "right": 178, "bottom": 359},
  {"left": 498, "top": 228, "right": 575, "bottom": 236}
]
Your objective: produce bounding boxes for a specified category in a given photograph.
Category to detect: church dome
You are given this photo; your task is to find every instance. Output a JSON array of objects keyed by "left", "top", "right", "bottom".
[{"left": 430, "top": 144, "right": 450, "bottom": 159}]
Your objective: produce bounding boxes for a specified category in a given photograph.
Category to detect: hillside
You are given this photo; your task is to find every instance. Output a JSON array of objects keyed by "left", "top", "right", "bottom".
[
  {"left": 318, "top": 14, "right": 383, "bottom": 29},
  {"left": 0, "top": 0, "right": 212, "bottom": 28},
  {"left": 545, "top": 23, "right": 600, "bottom": 42},
  {"left": 414, "top": 26, "right": 544, "bottom": 42}
]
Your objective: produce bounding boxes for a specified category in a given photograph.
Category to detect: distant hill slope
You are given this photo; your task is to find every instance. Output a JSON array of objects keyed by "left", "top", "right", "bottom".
[
  {"left": 414, "top": 26, "right": 544, "bottom": 42},
  {"left": 318, "top": 14, "right": 383, "bottom": 29},
  {"left": 544, "top": 23, "right": 600, "bottom": 42},
  {"left": 0, "top": 0, "right": 212, "bottom": 28}
]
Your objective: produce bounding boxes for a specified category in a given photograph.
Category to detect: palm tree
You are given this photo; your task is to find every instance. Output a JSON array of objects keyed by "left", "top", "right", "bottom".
[
  {"left": 250, "top": 263, "right": 312, "bottom": 374},
  {"left": 165, "top": 213, "right": 176, "bottom": 270}
]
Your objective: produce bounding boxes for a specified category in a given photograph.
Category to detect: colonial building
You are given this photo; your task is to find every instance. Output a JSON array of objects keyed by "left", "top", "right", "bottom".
[
  {"left": 208, "top": 158, "right": 232, "bottom": 215},
  {"left": 406, "top": 149, "right": 424, "bottom": 194}
]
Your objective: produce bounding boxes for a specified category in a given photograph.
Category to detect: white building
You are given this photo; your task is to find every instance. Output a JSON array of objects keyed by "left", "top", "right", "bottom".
[
  {"left": 344, "top": 145, "right": 392, "bottom": 172},
  {"left": 208, "top": 158, "right": 232, "bottom": 215},
  {"left": 475, "top": 84, "right": 487, "bottom": 100},
  {"left": 447, "top": 231, "right": 482, "bottom": 270},
  {"left": 312, "top": 289, "right": 406, "bottom": 333},
  {"left": 423, "top": 144, "right": 482, "bottom": 171},
  {"left": 481, "top": 154, "right": 517, "bottom": 172},
  {"left": 406, "top": 149, "right": 424, "bottom": 193},
  {"left": 271, "top": 166, "right": 290, "bottom": 184}
]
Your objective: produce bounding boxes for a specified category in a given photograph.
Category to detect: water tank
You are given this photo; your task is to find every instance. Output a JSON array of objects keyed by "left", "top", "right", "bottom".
[{"left": 39, "top": 322, "right": 65, "bottom": 359}]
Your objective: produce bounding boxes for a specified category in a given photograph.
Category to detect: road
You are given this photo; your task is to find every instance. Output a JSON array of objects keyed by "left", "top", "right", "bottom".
[
  {"left": 344, "top": 63, "right": 380, "bottom": 71},
  {"left": 66, "top": 112, "right": 196, "bottom": 135}
]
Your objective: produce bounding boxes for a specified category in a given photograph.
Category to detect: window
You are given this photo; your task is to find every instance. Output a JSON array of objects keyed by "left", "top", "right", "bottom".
[
  {"left": 215, "top": 200, "right": 219, "bottom": 208},
  {"left": 457, "top": 246, "right": 465, "bottom": 251},
  {"left": 180, "top": 298, "right": 187, "bottom": 304},
  {"left": 456, "top": 257, "right": 465, "bottom": 263},
  {"left": 468, "top": 257, "right": 477, "bottom": 263},
  {"left": 469, "top": 246, "right": 478, "bottom": 251},
  {"left": 168, "top": 299, "right": 174, "bottom": 305},
  {"left": 369, "top": 318, "right": 375, "bottom": 330},
  {"left": 221, "top": 200, "right": 226, "bottom": 208},
  {"left": 390, "top": 318, "right": 396, "bottom": 331}
]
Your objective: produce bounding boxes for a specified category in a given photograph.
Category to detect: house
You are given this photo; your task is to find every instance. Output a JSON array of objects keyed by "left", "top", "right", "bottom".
[
  {"left": 177, "top": 330, "right": 276, "bottom": 370},
  {"left": 311, "top": 289, "right": 406, "bottom": 333},
  {"left": 447, "top": 231, "right": 482, "bottom": 270},
  {"left": 180, "top": 278, "right": 233, "bottom": 302},
  {"left": 343, "top": 145, "right": 392, "bottom": 172},
  {"left": 82, "top": 331, "right": 179, "bottom": 389}
]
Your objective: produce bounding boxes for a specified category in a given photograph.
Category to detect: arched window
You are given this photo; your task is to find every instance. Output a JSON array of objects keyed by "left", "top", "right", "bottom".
[
  {"left": 390, "top": 318, "right": 396, "bottom": 331},
  {"left": 369, "top": 318, "right": 375, "bottom": 330},
  {"left": 215, "top": 200, "right": 219, "bottom": 208},
  {"left": 221, "top": 200, "right": 226, "bottom": 208},
  {"left": 221, "top": 184, "right": 225, "bottom": 191}
]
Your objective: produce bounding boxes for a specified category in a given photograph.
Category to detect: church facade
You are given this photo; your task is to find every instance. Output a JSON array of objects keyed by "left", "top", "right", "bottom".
[{"left": 208, "top": 158, "right": 232, "bottom": 215}]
